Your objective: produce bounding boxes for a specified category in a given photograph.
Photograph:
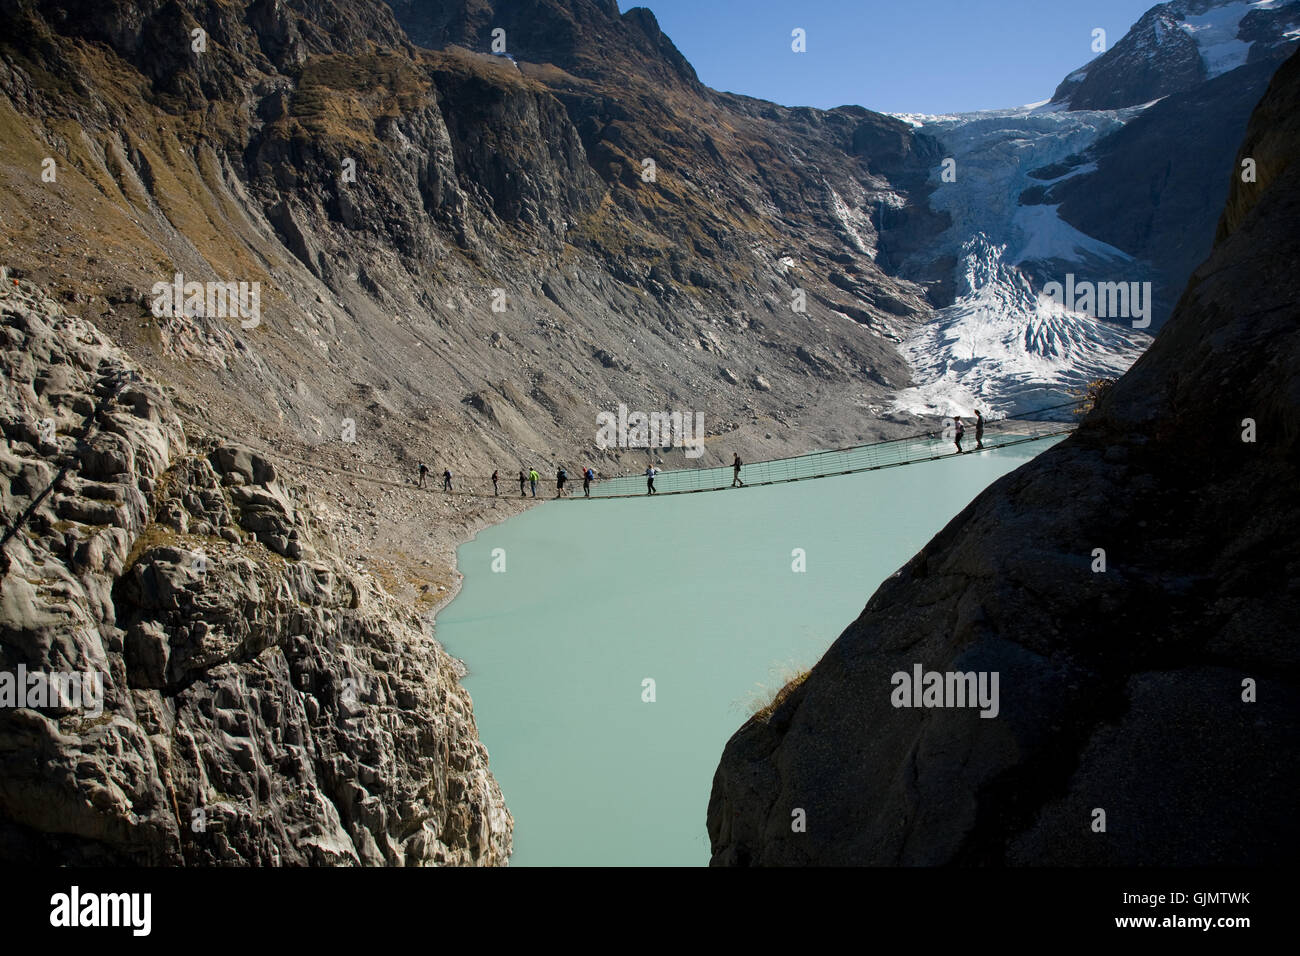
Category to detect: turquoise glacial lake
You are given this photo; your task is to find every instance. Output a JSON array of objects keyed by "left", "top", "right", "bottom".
[{"left": 436, "top": 436, "right": 1062, "bottom": 866}]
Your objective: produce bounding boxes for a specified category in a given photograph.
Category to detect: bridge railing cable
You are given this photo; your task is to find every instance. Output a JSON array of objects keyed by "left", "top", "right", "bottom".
[{"left": 583, "top": 415, "right": 1074, "bottom": 499}]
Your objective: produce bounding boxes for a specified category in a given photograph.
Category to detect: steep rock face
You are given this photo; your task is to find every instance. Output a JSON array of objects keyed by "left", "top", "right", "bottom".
[
  {"left": 0, "top": 274, "right": 510, "bottom": 865},
  {"left": 707, "top": 51, "right": 1300, "bottom": 867}
]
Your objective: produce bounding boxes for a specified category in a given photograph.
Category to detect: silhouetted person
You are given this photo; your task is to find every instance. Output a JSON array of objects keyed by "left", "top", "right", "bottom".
[
  {"left": 492, "top": 469, "right": 499, "bottom": 495},
  {"left": 974, "top": 410, "right": 984, "bottom": 449},
  {"left": 519, "top": 469, "right": 527, "bottom": 496},
  {"left": 953, "top": 416, "right": 964, "bottom": 454},
  {"left": 443, "top": 468, "right": 453, "bottom": 491},
  {"left": 732, "top": 453, "right": 745, "bottom": 487},
  {"left": 417, "top": 463, "right": 428, "bottom": 488}
]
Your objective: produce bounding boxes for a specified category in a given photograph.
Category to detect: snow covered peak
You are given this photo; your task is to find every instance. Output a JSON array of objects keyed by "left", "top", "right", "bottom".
[{"left": 1051, "top": 0, "right": 1300, "bottom": 110}]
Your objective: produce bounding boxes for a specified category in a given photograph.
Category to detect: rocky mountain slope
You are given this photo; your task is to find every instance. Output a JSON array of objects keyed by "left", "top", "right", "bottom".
[
  {"left": 708, "top": 49, "right": 1300, "bottom": 867},
  {"left": 3, "top": 0, "right": 1292, "bottom": 462},
  {"left": 0, "top": 0, "right": 957, "bottom": 626},
  {"left": 0, "top": 0, "right": 943, "bottom": 479},
  {"left": 0, "top": 271, "right": 511, "bottom": 864}
]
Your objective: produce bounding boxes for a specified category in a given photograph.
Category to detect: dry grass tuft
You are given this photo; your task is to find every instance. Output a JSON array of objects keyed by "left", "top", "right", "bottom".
[{"left": 736, "top": 662, "right": 812, "bottom": 722}]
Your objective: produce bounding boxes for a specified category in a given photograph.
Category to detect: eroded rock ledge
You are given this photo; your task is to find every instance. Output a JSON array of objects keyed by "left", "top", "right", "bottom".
[{"left": 0, "top": 274, "right": 511, "bottom": 865}]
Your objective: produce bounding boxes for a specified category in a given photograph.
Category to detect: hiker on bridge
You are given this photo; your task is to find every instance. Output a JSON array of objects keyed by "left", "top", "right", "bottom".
[
  {"left": 732, "top": 453, "right": 745, "bottom": 487},
  {"left": 417, "top": 462, "right": 428, "bottom": 488},
  {"left": 556, "top": 466, "right": 568, "bottom": 497},
  {"left": 529, "top": 467, "right": 539, "bottom": 497},
  {"left": 645, "top": 466, "right": 658, "bottom": 495},
  {"left": 583, "top": 466, "right": 594, "bottom": 498},
  {"left": 975, "top": 409, "right": 985, "bottom": 449},
  {"left": 953, "top": 416, "right": 965, "bottom": 453},
  {"left": 492, "top": 469, "right": 499, "bottom": 495},
  {"left": 518, "top": 469, "right": 527, "bottom": 496},
  {"left": 443, "top": 468, "right": 454, "bottom": 492}
]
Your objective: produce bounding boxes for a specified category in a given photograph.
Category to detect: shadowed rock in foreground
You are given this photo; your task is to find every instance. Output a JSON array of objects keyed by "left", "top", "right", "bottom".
[{"left": 708, "top": 51, "right": 1300, "bottom": 867}]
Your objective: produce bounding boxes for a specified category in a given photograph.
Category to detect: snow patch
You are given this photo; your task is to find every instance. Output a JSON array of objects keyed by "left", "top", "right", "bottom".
[
  {"left": 825, "top": 185, "right": 873, "bottom": 256},
  {"left": 890, "top": 113, "right": 928, "bottom": 129},
  {"left": 1033, "top": 161, "right": 1099, "bottom": 185},
  {"left": 1180, "top": 0, "right": 1281, "bottom": 79},
  {"left": 1011, "top": 205, "right": 1132, "bottom": 265}
]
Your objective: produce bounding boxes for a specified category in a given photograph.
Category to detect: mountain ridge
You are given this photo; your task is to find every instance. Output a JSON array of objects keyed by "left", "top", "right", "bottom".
[{"left": 1051, "top": 0, "right": 1300, "bottom": 110}]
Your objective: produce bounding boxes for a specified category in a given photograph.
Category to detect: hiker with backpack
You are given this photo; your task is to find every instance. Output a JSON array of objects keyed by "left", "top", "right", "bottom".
[
  {"left": 556, "top": 466, "right": 568, "bottom": 497},
  {"left": 443, "top": 468, "right": 453, "bottom": 491},
  {"left": 582, "top": 466, "right": 594, "bottom": 498},
  {"left": 417, "top": 463, "right": 428, "bottom": 488},
  {"left": 645, "top": 466, "right": 658, "bottom": 495}
]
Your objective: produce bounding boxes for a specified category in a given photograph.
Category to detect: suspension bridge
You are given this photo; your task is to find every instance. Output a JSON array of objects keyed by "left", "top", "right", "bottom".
[{"left": 177, "top": 401, "right": 1081, "bottom": 502}]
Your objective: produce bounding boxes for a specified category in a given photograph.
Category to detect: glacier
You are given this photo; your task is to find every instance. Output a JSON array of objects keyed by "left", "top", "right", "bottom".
[
  {"left": 888, "top": 104, "right": 1152, "bottom": 417},
  {"left": 890, "top": 235, "right": 1147, "bottom": 418}
]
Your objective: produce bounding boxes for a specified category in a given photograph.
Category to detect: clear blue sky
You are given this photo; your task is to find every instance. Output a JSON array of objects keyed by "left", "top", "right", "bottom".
[{"left": 620, "top": 0, "right": 1158, "bottom": 113}]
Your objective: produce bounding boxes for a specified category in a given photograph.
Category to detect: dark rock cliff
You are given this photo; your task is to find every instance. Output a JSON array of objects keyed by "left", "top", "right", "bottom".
[{"left": 708, "top": 50, "right": 1300, "bottom": 867}]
